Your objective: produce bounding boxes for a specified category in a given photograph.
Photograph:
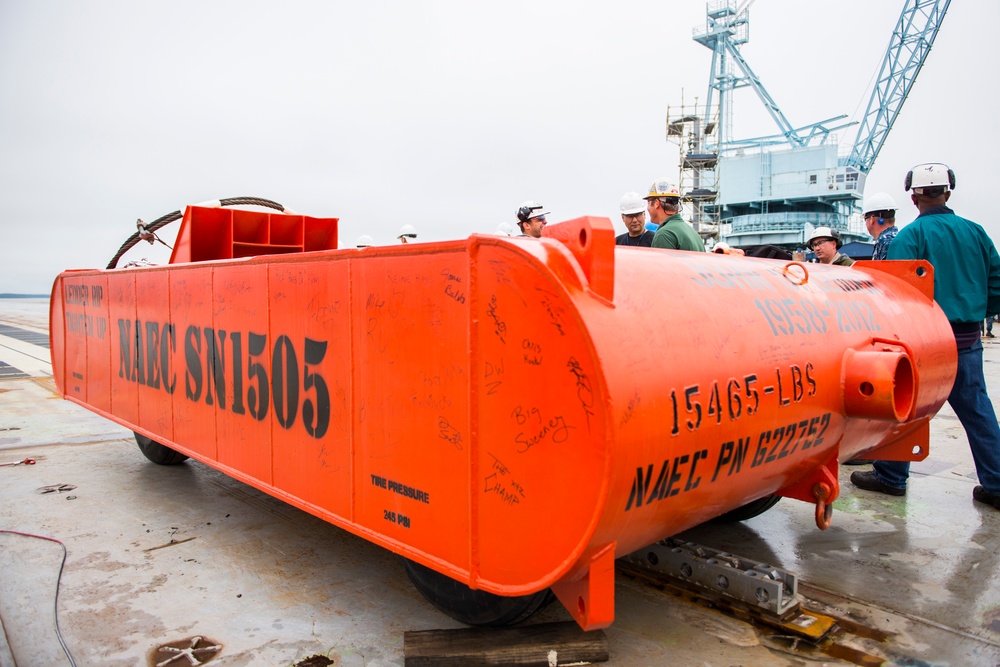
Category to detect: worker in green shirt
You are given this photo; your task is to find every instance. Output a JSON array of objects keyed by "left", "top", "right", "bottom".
[{"left": 643, "top": 179, "right": 705, "bottom": 252}]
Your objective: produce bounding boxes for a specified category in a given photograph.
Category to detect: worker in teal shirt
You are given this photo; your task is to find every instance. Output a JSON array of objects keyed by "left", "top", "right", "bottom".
[
  {"left": 851, "top": 163, "right": 1000, "bottom": 511},
  {"left": 643, "top": 179, "right": 705, "bottom": 252}
]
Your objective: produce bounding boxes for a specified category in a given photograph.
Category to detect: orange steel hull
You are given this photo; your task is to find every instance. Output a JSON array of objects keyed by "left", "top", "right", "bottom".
[{"left": 49, "top": 210, "right": 956, "bottom": 629}]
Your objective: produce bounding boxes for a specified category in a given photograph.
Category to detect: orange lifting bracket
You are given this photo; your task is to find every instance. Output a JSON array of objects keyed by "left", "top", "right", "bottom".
[{"left": 49, "top": 207, "right": 957, "bottom": 629}]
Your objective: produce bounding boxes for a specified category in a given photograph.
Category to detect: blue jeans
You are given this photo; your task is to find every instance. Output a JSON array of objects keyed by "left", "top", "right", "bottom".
[{"left": 873, "top": 340, "right": 1000, "bottom": 494}]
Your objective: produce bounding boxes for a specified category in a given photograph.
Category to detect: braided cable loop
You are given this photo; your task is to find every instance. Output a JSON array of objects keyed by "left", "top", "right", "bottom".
[{"left": 105, "top": 196, "right": 285, "bottom": 269}]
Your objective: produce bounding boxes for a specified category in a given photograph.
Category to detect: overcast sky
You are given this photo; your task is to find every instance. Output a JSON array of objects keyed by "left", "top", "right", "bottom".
[{"left": 1, "top": 0, "right": 996, "bottom": 294}]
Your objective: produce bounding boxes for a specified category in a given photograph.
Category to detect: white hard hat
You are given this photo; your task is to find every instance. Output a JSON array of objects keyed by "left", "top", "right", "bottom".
[
  {"left": 357, "top": 235, "right": 374, "bottom": 248},
  {"left": 905, "top": 162, "right": 955, "bottom": 193},
  {"left": 398, "top": 224, "right": 417, "bottom": 239},
  {"left": 643, "top": 178, "right": 681, "bottom": 200},
  {"left": 516, "top": 201, "right": 548, "bottom": 223},
  {"left": 713, "top": 241, "right": 731, "bottom": 254},
  {"left": 807, "top": 226, "right": 842, "bottom": 249},
  {"left": 619, "top": 192, "right": 645, "bottom": 215},
  {"left": 862, "top": 192, "right": 897, "bottom": 216}
]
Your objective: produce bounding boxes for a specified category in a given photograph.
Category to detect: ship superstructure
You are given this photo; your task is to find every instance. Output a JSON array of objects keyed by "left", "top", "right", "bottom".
[{"left": 669, "top": 0, "right": 951, "bottom": 251}]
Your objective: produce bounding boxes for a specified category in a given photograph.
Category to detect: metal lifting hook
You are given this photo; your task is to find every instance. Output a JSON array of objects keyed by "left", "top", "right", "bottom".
[{"left": 813, "top": 482, "right": 834, "bottom": 530}]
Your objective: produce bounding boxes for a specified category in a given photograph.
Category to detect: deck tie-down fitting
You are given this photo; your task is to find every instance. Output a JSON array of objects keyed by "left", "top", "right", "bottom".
[{"left": 625, "top": 539, "right": 800, "bottom": 617}]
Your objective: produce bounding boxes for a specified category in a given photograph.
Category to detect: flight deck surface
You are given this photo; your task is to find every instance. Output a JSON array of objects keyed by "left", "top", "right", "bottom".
[{"left": 1, "top": 298, "right": 998, "bottom": 666}]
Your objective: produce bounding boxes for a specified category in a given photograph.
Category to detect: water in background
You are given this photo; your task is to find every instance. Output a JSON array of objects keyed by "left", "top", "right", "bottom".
[{"left": 0, "top": 297, "right": 50, "bottom": 331}]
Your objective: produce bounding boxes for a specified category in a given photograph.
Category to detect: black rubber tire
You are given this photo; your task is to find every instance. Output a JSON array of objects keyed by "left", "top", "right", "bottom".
[
  {"left": 711, "top": 494, "right": 782, "bottom": 523},
  {"left": 134, "top": 432, "right": 188, "bottom": 465},
  {"left": 402, "top": 557, "right": 555, "bottom": 627}
]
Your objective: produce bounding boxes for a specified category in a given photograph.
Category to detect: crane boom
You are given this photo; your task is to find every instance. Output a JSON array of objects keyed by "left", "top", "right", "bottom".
[{"left": 847, "top": 0, "right": 951, "bottom": 172}]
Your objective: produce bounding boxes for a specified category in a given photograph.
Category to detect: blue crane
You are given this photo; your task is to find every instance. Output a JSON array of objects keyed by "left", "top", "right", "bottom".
[
  {"left": 676, "top": 0, "right": 952, "bottom": 248},
  {"left": 695, "top": 0, "right": 951, "bottom": 157},
  {"left": 846, "top": 0, "right": 952, "bottom": 173}
]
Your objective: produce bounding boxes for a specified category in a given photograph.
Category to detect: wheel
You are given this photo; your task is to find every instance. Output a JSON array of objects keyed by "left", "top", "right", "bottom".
[
  {"left": 401, "top": 557, "right": 555, "bottom": 627},
  {"left": 711, "top": 494, "right": 781, "bottom": 523},
  {"left": 134, "top": 432, "right": 188, "bottom": 465}
]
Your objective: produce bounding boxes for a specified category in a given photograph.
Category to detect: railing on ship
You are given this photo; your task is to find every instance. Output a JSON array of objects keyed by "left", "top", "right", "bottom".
[{"left": 726, "top": 212, "right": 842, "bottom": 235}]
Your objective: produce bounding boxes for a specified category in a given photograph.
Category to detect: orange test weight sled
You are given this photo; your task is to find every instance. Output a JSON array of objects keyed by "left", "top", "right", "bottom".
[{"left": 50, "top": 205, "right": 956, "bottom": 630}]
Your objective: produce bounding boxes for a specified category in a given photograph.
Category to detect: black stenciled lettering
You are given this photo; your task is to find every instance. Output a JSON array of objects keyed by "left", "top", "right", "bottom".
[
  {"left": 731, "top": 437, "right": 750, "bottom": 475},
  {"left": 706, "top": 382, "right": 722, "bottom": 424},
  {"left": 247, "top": 332, "right": 269, "bottom": 420},
  {"left": 684, "top": 385, "right": 702, "bottom": 431},
  {"left": 132, "top": 320, "right": 145, "bottom": 385},
  {"left": 160, "top": 324, "right": 176, "bottom": 394},
  {"left": 144, "top": 321, "right": 161, "bottom": 390},
  {"left": 788, "top": 419, "right": 809, "bottom": 456},
  {"left": 65, "top": 284, "right": 89, "bottom": 306},
  {"left": 713, "top": 441, "right": 735, "bottom": 482},
  {"left": 713, "top": 437, "right": 751, "bottom": 482},
  {"left": 684, "top": 449, "right": 707, "bottom": 492},
  {"left": 805, "top": 362, "right": 817, "bottom": 396},
  {"left": 230, "top": 332, "right": 245, "bottom": 415},
  {"left": 669, "top": 389, "right": 680, "bottom": 436},
  {"left": 801, "top": 415, "right": 820, "bottom": 450},
  {"left": 626, "top": 464, "right": 654, "bottom": 511},
  {"left": 814, "top": 413, "right": 831, "bottom": 448},
  {"left": 776, "top": 367, "right": 790, "bottom": 406},
  {"left": 184, "top": 325, "right": 202, "bottom": 401},
  {"left": 727, "top": 378, "right": 742, "bottom": 420},
  {"left": 272, "top": 334, "right": 299, "bottom": 429},
  {"left": 765, "top": 426, "right": 786, "bottom": 463},
  {"left": 660, "top": 454, "right": 689, "bottom": 499},
  {"left": 117, "top": 319, "right": 133, "bottom": 381},
  {"left": 202, "top": 327, "right": 226, "bottom": 409},
  {"left": 744, "top": 374, "right": 759, "bottom": 415},
  {"left": 302, "top": 337, "right": 330, "bottom": 439},
  {"left": 752, "top": 431, "right": 771, "bottom": 468},
  {"left": 647, "top": 460, "right": 670, "bottom": 502},
  {"left": 791, "top": 365, "right": 804, "bottom": 402},
  {"left": 776, "top": 422, "right": 797, "bottom": 459}
]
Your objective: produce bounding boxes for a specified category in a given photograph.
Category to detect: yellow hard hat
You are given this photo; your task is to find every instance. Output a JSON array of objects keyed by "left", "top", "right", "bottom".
[{"left": 644, "top": 178, "right": 681, "bottom": 199}]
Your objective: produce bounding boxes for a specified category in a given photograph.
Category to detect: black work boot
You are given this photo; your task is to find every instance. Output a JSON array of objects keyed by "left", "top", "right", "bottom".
[
  {"left": 973, "top": 485, "right": 1000, "bottom": 510},
  {"left": 850, "top": 470, "right": 905, "bottom": 497}
]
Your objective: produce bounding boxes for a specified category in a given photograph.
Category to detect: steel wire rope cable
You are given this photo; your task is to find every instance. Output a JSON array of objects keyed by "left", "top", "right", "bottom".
[
  {"left": 105, "top": 196, "right": 287, "bottom": 269},
  {"left": 0, "top": 530, "right": 77, "bottom": 667}
]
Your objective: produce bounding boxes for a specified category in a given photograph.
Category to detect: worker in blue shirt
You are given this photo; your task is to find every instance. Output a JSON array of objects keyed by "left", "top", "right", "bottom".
[
  {"left": 862, "top": 191, "right": 899, "bottom": 260},
  {"left": 851, "top": 163, "right": 1000, "bottom": 511}
]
